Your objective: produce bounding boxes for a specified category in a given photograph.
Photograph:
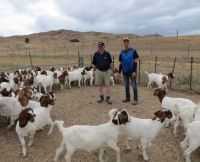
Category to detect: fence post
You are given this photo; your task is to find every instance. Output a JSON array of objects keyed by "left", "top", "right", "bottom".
[
  {"left": 138, "top": 59, "right": 141, "bottom": 85},
  {"left": 77, "top": 51, "right": 80, "bottom": 65},
  {"left": 29, "top": 51, "right": 33, "bottom": 67},
  {"left": 155, "top": 56, "right": 157, "bottom": 73},
  {"left": 169, "top": 57, "right": 176, "bottom": 87},
  {"left": 189, "top": 57, "right": 193, "bottom": 90}
]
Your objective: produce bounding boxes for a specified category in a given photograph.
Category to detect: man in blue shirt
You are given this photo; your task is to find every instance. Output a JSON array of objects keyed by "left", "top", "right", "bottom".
[{"left": 119, "top": 38, "right": 139, "bottom": 105}]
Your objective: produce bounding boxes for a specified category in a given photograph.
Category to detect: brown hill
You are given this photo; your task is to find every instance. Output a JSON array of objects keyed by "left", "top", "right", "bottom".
[{"left": 0, "top": 29, "right": 200, "bottom": 51}]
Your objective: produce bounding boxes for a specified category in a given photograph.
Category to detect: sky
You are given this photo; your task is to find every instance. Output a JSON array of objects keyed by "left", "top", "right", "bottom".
[{"left": 0, "top": 0, "right": 200, "bottom": 36}]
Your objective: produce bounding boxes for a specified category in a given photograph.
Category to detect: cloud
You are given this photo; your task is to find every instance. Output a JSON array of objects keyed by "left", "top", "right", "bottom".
[{"left": 0, "top": 0, "right": 200, "bottom": 36}]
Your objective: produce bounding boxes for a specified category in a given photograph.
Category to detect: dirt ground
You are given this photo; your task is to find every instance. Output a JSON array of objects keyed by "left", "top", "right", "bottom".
[{"left": 0, "top": 85, "right": 200, "bottom": 162}]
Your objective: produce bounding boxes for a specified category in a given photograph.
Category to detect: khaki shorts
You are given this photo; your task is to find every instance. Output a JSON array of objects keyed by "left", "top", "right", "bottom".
[{"left": 95, "top": 69, "right": 111, "bottom": 86}]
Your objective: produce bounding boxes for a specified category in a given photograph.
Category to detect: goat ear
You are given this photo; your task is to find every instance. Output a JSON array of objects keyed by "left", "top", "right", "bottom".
[
  {"left": 112, "top": 119, "right": 118, "bottom": 125},
  {"left": 18, "top": 89, "right": 25, "bottom": 98},
  {"left": 39, "top": 96, "right": 43, "bottom": 102},
  {"left": 19, "top": 116, "right": 28, "bottom": 128},
  {"left": 154, "top": 110, "right": 161, "bottom": 117},
  {"left": 40, "top": 96, "right": 49, "bottom": 107}
]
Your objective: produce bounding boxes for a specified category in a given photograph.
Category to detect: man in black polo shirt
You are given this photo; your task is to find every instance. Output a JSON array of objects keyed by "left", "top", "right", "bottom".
[{"left": 92, "top": 42, "right": 113, "bottom": 104}]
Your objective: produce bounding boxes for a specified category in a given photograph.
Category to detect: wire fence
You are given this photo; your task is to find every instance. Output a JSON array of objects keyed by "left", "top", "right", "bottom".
[{"left": 0, "top": 37, "right": 200, "bottom": 93}]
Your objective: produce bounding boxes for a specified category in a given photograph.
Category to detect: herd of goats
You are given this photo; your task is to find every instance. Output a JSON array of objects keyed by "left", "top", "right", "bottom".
[{"left": 0, "top": 65, "right": 200, "bottom": 162}]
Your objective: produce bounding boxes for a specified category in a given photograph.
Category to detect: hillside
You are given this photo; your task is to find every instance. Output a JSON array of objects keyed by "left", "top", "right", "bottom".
[{"left": 0, "top": 29, "right": 200, "bottom": 51}]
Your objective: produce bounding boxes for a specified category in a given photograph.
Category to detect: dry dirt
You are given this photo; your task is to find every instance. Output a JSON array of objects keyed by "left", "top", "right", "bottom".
[{"left": 1, "top": 85, "right": 200, "bottom": 162}]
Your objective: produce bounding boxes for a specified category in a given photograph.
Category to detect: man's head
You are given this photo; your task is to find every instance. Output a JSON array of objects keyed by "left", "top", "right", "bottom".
[
  {"left": 98, "top": 42, "right": 105, "bottom": 53},
  {"left": 123, "top": 38, "right": 130, "bottom": 50}
]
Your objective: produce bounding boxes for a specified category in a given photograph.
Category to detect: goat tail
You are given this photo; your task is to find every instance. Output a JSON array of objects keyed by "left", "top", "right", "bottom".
[
  {"left": 193, "top": 102, "right": 200, "bottom": 119},
  {"left": 48, "top": 120, "right": 65, "bottom": 135}
]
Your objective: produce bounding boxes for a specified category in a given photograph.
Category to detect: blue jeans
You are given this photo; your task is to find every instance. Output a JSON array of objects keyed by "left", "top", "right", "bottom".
[{"left": 123, "top": 73, "right": 138, "bottom": 101}]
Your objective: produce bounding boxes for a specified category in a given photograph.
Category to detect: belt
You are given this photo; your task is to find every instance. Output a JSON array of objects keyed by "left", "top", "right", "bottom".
[{"left": 98, "top": 69, "right": 109, "bottom": 72}]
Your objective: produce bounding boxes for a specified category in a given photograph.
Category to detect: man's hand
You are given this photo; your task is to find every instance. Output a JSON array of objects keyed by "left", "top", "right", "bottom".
[{"left": 132, "top": 72, "right": 137, "bottom": 79}]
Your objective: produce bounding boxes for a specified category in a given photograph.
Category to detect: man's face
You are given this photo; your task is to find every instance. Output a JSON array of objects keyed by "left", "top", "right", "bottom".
[
  {"left": 98, "top": 46, "right": 105, "bottom": 53},
  {"left": 123, "top": 41, "right": 129, "bottom": 49}
]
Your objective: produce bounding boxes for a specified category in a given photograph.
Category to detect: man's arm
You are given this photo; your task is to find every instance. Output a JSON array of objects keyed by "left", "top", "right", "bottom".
[
  {"left": 92, "top": 53, "right": 96, "bottom": 78},
  {"left": 132, "top": 50, "right": 139, "bottom": 78},
  {"left": 108, "top": 53, "right": 113, "bottom": 71},
  {"left": 118, "top": 53, "right": 122, "bottom": 73}
]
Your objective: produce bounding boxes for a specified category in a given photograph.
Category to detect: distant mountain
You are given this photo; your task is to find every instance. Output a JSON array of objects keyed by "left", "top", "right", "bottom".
[{"left": 0, "top": 29, "right": 200, "bottom": 51}]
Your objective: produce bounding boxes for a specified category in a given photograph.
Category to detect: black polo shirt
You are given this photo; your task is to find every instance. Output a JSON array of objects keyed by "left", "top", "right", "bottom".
[{"left": 92, "top": 51, "right": 112, "bottom": 71}]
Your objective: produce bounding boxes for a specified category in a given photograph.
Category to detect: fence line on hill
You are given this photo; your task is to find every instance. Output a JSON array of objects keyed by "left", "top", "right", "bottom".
[{"left": 1, "top": 52, "right": 199, "bottom": 93}]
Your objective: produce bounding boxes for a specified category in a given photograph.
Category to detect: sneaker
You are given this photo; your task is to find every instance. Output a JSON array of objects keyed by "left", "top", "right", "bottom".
[
  {"left": 97, "top": 95, "right": 104, "bottom": 103},
  {"left": 122, "top": 99, "right": 130, "bottom": 103},
  {"left": 132, "top": 100, "right": 138, "bottom": 105},
  {"left": 106, "top": 96, "right": 112, "bottom": 104}
]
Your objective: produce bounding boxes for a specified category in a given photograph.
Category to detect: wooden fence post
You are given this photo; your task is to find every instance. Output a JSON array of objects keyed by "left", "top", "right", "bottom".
[
  {"left": 112, "top": 56, "right": 115, "bottom": 69},
  {"left": 189, "top": 57, "right": 193, "bottom": 90},
  {"left": 77, "top": 51, "right": 80, "bottom": 65},
  {"left": 169, "top": 57, "right": 176, "bottom": 88},
  {"left": 29, "top": 52, "right": 33, "bottom": 67},
  {"left": 155, "top": 56, "right": 157, "bottom": 73}
]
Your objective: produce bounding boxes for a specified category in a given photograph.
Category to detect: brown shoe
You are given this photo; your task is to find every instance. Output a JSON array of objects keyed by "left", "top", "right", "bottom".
[
  {"left": 106, "top": 96, "right": 112, "bottom": 104},
  {"left": 122, "top": 98, "right": 130, "bottom": 103},
  {"left": 97, "top": 95, "right": 104, "bottom": 103}
]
